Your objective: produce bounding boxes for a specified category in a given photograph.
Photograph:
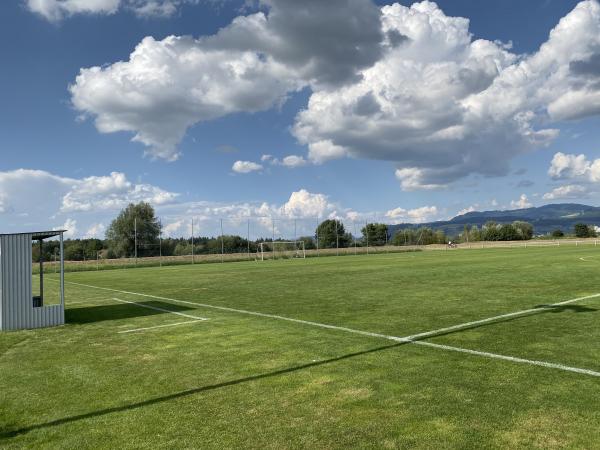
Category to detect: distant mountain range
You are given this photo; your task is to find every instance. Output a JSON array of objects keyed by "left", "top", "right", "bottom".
[{"left": 389, "top": 203, "right": 600, "bottom": 237}]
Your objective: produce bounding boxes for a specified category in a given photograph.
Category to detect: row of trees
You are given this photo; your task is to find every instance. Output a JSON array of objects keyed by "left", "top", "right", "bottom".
[
  {"left": 460, "top": 221, "right": 534, "bottom": 242},
  {"left": 32, "top": 238, "right": 103, "bottom": 262},
  {"left": 572, "top": 223, "right": 598, "bottom": 238},
  {"left": 389, "top": 222, "right": 533, "bottom": 246},
  {"left": 544, "top": 223, "right": 598, "bottom": 239},
  {"left": 392, "top": 228, "right": 447, "bottom": 246},
  {"left": 313, "top": 220, "right": 388, "bottom": 248}
]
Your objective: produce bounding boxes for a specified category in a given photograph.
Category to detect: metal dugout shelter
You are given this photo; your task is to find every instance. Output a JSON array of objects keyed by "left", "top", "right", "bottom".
[{"left": 0, "top": 231, "right": 65, "bottom": 330}]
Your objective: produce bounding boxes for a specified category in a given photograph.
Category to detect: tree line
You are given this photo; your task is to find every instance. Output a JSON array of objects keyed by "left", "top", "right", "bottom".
[
  {"left": 460, "top": 221, "right": 534, "bottom": 242},
  {"left": 33, "top": 202, "right": 599, "bottom": 261}
]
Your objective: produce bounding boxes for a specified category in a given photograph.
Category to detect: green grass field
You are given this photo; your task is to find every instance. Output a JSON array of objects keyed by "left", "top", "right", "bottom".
[{"left": 1, "top": 246, "right": 600, "bottom": 449}]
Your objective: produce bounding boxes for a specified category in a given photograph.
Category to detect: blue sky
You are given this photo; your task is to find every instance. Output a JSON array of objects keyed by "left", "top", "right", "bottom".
[{"left": 1, "top": 0, "right": 600, "bottom": 239}]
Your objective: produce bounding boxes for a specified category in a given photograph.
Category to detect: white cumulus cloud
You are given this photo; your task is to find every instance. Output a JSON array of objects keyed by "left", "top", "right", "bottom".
[
  {"left": 395, "top": 168, "right": 445, "bottom": 191},
  {"left": 69, "top": 0, "right": 382, "bottom": 161},
  {"left": 71, "top": 35, "right": 302, "bottom": 161},
  {"left": 510, "top": 194, "right": 533, "bottom": 209},
  {"left": 549, "top": 152, "right": 600, "bottom": 182},
  {"left": 61, "top": 171, "right": 178, "bottom": 212},
  {"left": 279, "top": 189, "right": 333, "bottom": 218},
  {"left": 545, "top": 152, "right": 600, "bottom": 200},
  {"left": 129, "top": 0, "right": 178, "bottom": 17},
  {"left": 279, "top": 155, "right": 308, "bottom": 168},
  {"left": 232, "top": 160, "right": 263, "bottom": 174},
  {"left": 25, "top": 0, "right": 209, "bottom": 21},
  {"left": 455, "top": 205, "right": 477, "bottom": 217},
  {"left": 56, "top": 218, "right": 78, "bottom": 238},
  {"left": 84, "top": 222, "right": 106, "bottom": 238},
  {"left": 262, "top": 154, "right": 308, "bottom": 168},
  {"left": 67, "top": 0, "right": 600, "bottom": 185},
  {"left": 0, "top": 193, "right": 8, "bottom": 213},
  {"left": 155, "top": 189, "right": 341, "bottom": 238},
  {"left": 0, "top": 169, "right": 178, "bottom": 231},
  {"left": 26, "top": 0, "right": 120, "bottom": 21},
  {"left": 385, "top": 206, "right": 439, "bottom": 224},
  {"left": 294, "top": 0, "right": 600, "bottom": 188},
  {"left": 162, "top": 219, "right": 185, "bottom": 237},
  {"left": 543, "top": 184, "right": 589, "bottom": 200}
]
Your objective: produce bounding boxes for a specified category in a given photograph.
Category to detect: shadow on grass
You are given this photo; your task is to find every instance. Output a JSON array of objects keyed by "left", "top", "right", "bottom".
[
  {"left": 66, "top": 301, "right": 197, "bottom": 324},
  {"left": 424, "top": 302, "right": 597, "bottom": 341},
  {"left": 4, "top": 299, "right": 598, "bottom": 438},
  {"left": 0, "top": 342, "right": 406, "bottom": 439},
  {"left": 533, "top": 304, "right": 597, "bottom": 313}
]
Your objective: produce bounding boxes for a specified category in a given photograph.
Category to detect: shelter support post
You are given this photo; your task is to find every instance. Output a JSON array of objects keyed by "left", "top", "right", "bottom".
[{"left": 38, "top": 239, "right": 44, "bottom": 304}]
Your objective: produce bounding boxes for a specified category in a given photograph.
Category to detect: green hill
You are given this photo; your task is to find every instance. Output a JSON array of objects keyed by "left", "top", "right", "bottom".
[{"left": 389, "top": 203, "right": 600, "bottom": 237}]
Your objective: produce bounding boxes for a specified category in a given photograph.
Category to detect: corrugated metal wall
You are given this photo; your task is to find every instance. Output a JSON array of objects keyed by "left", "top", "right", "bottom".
[{"left": 0, "top": 234, "right": 64, "bottom": 331}]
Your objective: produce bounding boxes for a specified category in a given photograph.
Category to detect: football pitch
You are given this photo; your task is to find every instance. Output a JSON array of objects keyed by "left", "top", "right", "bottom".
[{"left": 1, "top": 246, "right": 600, "bottom": 449}]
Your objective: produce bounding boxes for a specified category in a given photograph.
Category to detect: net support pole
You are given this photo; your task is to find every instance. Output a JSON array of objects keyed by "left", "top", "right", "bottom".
[
  {"left": 159, "top": 218, "right": 162, "bottom": 268},
  {"left": 134, "top": 217, "right": 137, "bottom": 265},
  {"left": 220, "top": 218, "right": 224, "bottom": 263},
  {"left": 272, "top": 218, "right": 275, "bottom": 260},
  {"left": 316, "top": 217, "right": 320, "bottom": 257},
  {"left": 354, "top": 222, "right": 357, "bottom": 255},
  {"left": 59, "top": 232, "right": 64, "bottom": 307},
  {"left": 366, "top": 220, "right": 369, "bottom": 255},
  {"left": 247, "top": 219, "right": 250, "bottom": 260},
  {"left": 191, "top": 217, "right": 195, "bottom": 264},
  {"left": 335, "top": 220, "right": 339, "bottom": 256},
  {"left": 385, "top": 220, "right": 389, "bottom": 253}
]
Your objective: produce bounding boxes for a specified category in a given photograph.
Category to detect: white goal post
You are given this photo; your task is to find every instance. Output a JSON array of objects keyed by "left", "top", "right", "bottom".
[{"left": 256, "top": 241, "right": 306, "bottom": 261}]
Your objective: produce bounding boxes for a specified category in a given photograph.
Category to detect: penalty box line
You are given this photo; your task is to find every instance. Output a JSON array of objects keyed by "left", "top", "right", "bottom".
[
  {"left": 111, "top": 297, "right": 208, "bottom": 334},
  {"left": 64, "top": 280, "right": 600, "bottom": 378},
  {"left": 119, "top": 320, "right": 205, "bottom": 334}
]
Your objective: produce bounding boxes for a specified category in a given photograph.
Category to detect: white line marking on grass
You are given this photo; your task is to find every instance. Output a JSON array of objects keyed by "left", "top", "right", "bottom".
[
  {"left": 403, "top": 293, "right": 600, "bottom": 341},
  {"left": 112, "top": 297, "right": 208, "bottom": 321},
  {"left": 580, "top": 256, "right": 597, "bottom": 261},
  {"left": 63, "top": 281, "right": 600, "bottom": 377},
  {"left": 414, "top": 341, "right": 600, "bottom": 377},
  {"left": 119, "top": 320, "right": 205, "bottom": 334}
]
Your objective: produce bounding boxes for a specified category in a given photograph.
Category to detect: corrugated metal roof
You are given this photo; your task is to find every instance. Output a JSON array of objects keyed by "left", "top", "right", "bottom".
[{"left": 0, "top": 230, "right": 66, "bottom": 240}]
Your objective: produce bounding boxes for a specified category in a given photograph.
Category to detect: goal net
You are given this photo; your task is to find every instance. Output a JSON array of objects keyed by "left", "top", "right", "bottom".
[{"left": 256, "top": 241, "right": 306, "bottom": 261}]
